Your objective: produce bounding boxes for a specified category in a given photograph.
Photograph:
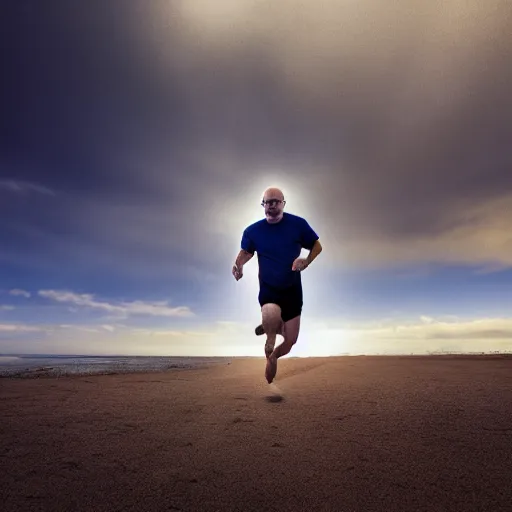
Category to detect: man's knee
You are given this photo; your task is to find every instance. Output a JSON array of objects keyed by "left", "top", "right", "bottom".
[
  {"left": 261, "top": 303, "right": 282, "bottom": 329},
  {"left": 284, "top": 334, "right": 298, "bottom": 347},
  {"left": 262, "top": 303, "right": 280, "bottom": 316}
]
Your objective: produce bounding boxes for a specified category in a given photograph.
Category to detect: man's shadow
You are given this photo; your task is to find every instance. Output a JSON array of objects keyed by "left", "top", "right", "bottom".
[
  {"left": 265, "top": 394, "right": 285, "bottom": 403},
  {"left": 264, "top": 382, "right": 285, "bottom": 402}
]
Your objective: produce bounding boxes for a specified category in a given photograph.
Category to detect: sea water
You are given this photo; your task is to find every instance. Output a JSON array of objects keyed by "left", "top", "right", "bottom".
[{"left": 0, "top": 354, "right": 231, "bottom": 378}]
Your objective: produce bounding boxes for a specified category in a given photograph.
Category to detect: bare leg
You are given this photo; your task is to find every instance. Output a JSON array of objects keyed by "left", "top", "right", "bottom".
[
  {"left": 255, "top": 322, "right": 284, "bottom": 337},
  {"left": 272, "top": 315, "right": 301, "bottom": 359},
  {"left": 265, "top": 315, "right": 300, "bottom": 384},
  {"left": 261, "top": 303, "right": 282, "bottom": 358},
  {"left": 260, "top": 304, "right": 282, "bottom": 384}
]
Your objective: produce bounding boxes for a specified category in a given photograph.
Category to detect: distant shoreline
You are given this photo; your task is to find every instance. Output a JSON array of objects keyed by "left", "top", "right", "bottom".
[
  {"left": 1, "top": 352, "right": 511, "bottom": 358},
  {"left": 0, "top": 355, "right": 234, "bottom": 379},
  {"left": 1, "top": 353, "right": 511, "bottom": 380}
]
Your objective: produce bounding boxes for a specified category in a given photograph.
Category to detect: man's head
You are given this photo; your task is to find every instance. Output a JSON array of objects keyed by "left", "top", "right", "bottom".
[{"left": 262, "top": 187, "right": 286, "bottom": 223}]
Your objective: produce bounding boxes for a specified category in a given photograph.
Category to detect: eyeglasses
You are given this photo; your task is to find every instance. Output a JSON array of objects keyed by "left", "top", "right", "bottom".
[{"left": 261, "top": 199, "right": 285, "bottom": 207}]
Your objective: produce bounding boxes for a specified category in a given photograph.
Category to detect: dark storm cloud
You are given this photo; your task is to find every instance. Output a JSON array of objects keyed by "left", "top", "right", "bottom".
[
  {"left": 2, "top": 0, "right": 512, "bottom": 275},
  {"left": 166, "top": 0, "right": 512, "bottom": 269},
  {"left": 169, "top": 1, "right": 512, "bottom": 226}
]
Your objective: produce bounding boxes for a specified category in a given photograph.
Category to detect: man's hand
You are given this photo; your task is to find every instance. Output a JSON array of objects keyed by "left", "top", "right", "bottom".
[
  {"left": 292, "top": 257, "right": 309, "bottom": 272},
  {"left": 295, "top": 240, "right": 322, "bottom": 271},
  {"left": 232, "top": 263, "right": 243, "bottom": 281},
  {"left": 233, "top": 249, "right": 253, "bottom": 281}
]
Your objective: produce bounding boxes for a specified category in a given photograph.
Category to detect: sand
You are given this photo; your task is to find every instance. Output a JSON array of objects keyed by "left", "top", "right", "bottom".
[{"left": 1, "top": 355, "right": 512, "bottom": 512}]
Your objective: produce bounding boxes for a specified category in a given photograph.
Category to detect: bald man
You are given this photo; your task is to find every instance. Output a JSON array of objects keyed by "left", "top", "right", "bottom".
[{"left": 232, "top": 187, "right": 323, "bottom": 384}]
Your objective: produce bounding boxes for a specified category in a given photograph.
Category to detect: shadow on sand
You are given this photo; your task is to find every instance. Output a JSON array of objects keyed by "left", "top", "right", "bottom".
[
  {"left": 264, "top": 382, "right": 285, "bottom": 402},
  {"left": 265, "top": 393, "right": 285, "bottom": 403}
]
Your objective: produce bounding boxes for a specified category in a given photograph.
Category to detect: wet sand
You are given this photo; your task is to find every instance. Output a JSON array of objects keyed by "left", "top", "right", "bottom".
[{"left": 1, "top": 355, "right": 512, "bottom": 511}]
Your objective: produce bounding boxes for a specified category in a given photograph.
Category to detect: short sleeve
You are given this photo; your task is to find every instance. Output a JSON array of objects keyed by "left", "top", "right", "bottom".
[
  {"left": 241, "top": 228, "right": 256, "bottom": 254},
  {"left": 300, "top": 219, "right": 319, "bottom": 250}
]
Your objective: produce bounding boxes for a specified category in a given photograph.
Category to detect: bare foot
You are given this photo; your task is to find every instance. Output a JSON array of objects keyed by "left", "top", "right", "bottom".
[
  {"left": 256, "top": 323, "right": 285, "bottom": 337},
  {"left": 265, "top": 354, "right": 278, "bottom": 384}
]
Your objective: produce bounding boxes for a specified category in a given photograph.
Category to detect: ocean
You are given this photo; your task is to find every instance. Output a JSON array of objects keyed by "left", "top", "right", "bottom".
[{"left": 0, "top": 354, "right": 233, "bottom": 378}]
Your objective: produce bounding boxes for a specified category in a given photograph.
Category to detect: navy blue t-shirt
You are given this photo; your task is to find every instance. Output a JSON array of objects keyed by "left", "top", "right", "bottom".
[{"left": 241, "top": 212, "right": 319, "bottom": 289}]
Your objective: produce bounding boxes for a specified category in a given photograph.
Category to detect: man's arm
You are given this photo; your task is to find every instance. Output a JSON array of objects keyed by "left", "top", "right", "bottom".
[
  {"left": 306, "top": 239, "right": 322, "bottom": 266},
  {"left": 235, "top": 249, "right": 254, "bottom": 268},
  {"left": 232, "top": 249, "right": 254, "bottom": 280},
  {"left": 234, "top": 229, "right": 256, "bottom": 280}
]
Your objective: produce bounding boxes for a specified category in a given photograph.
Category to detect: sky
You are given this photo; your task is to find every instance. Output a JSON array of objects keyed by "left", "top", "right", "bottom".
[{"left": 1, "top": 0, "right": 512, "bottom": 356}]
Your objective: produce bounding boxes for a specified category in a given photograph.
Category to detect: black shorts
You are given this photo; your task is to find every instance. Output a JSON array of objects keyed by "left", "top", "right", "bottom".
[{"left": 258, "top": 281, "right": 303, "bottom": 322}]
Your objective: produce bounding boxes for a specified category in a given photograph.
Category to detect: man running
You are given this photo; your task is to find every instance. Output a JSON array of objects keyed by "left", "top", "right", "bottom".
[{"left": 232, "top": 187, "right": 323, "bottom": 383}]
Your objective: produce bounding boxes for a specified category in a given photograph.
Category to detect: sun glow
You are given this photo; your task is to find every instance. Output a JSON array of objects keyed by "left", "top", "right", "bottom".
[{"left": 294, "top": 325, "right": 357, "bottom": 357}]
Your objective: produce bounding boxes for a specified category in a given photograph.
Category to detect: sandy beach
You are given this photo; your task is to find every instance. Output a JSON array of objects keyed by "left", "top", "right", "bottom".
[{"left": 2, "top": 355, "right": 511, "bottom": 511}]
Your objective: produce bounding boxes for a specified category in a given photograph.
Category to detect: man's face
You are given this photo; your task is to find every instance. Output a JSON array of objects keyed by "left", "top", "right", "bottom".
[{"left": 262, "top": 193, "right": 285, "bottom": 220}]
